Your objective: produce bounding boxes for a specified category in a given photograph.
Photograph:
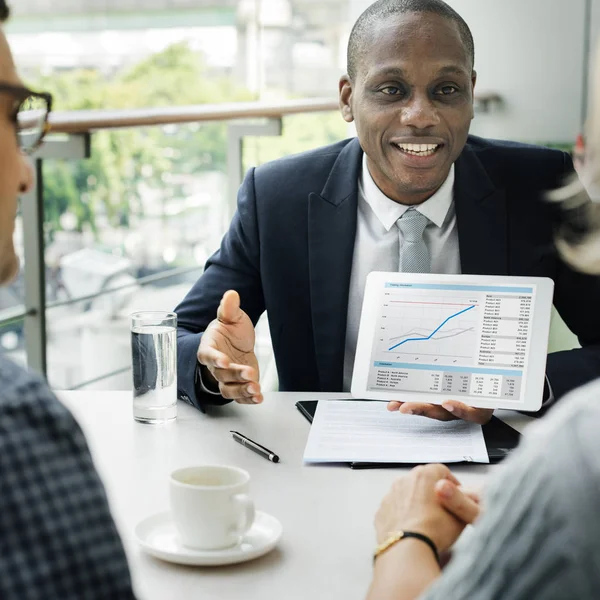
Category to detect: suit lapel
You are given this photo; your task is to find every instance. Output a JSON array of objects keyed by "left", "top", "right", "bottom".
[
  {"left": 454, "top": 143, "right": 509, "bottom": 275},
  {"left": 308, "top": 138, "right": 362, "bottom": 391}
]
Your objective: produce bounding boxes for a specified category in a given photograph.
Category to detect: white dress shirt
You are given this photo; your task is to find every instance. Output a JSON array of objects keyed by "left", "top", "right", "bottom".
[{"left": 342, "top": 154, "right": 461, "bottom": 391}]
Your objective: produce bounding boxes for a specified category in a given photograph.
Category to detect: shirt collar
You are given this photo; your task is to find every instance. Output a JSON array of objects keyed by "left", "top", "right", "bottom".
[{"left": 359, "top": 152, "right": 455, "bottom": 232}]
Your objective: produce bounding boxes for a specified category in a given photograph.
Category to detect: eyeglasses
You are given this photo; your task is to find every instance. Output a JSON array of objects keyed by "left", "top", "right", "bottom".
[{"left": 0, "top": 83, "right": 53, "bottom": 155}]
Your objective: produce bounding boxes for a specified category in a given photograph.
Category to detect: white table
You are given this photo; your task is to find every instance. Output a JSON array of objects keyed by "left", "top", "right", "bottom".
[{"left": 58, "top": 391, "right": 533, "bottom": 600}]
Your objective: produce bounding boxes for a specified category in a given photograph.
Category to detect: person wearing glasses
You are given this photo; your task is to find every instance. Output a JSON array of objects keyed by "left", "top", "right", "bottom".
[{"left": 0, "top": 3, "right": 135, "bottom": 599}]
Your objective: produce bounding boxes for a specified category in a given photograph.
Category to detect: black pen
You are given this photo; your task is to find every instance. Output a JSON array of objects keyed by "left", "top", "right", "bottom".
[{"left": 230, "top": 431, "right": 280, "bottom": 463}]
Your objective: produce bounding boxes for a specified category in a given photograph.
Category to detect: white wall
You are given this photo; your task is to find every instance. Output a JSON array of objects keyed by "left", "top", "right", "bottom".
[
  {"left": 587, "top": 0, "right": 600, "bottom": 118},
  {"left": 349, "top": 0, "right": 588, "bottom": 144},
  {"left": 591, "top": 0, "right": 600, "bottom": 50}
]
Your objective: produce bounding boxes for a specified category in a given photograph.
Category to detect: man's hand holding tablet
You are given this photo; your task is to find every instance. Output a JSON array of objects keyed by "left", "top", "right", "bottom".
[{"left": 387, "top": 400, "right": 494, "bottom": 424}]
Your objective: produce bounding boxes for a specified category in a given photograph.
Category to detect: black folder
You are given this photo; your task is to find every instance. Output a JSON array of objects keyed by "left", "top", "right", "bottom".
[{"left": 296, "top": 400, "right": 520, "bottom": 468}]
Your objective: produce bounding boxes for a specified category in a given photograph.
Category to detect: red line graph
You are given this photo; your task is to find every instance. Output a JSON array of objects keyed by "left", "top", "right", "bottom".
[{"left": 390, "top": 301, "right": 475, "bottom": 307}]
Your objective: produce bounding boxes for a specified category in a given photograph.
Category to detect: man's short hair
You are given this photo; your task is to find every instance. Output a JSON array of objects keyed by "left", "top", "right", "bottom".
[
  {"left": 347, "top": 0, "right": 475, "bottom": 80},
  {"left": 0, "top": 1, "right": 9, "bottom": 22}
]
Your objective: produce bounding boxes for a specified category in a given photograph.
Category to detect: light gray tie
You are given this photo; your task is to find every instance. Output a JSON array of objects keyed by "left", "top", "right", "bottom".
[{"left": 397, "top": 208, "right": 431, "bottom": 273}]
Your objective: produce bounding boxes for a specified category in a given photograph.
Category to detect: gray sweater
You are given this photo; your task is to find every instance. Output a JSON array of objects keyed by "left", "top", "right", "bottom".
[{"left": 422, "top": 378, "right": 600, "bottom": 600}]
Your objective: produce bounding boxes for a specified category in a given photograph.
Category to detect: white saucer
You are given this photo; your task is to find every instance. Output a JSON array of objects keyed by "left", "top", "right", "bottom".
[{"left": 134, "top": 511, "right": 282, "bottom": 566}]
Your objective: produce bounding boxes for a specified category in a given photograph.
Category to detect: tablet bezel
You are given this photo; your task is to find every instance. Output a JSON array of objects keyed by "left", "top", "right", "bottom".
[{"left": 351, "top": 272, "right": 555, "bottom": 411}]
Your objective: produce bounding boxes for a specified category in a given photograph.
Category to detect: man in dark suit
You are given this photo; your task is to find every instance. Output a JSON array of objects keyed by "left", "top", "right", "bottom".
[{"left": 175, "top": 0, "right": 600, "bottom": 422}]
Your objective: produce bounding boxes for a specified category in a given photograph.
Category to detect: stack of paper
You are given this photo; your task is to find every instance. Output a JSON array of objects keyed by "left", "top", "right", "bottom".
[{"left": 303, "top": 401, "right": 489, "bottom": 464}]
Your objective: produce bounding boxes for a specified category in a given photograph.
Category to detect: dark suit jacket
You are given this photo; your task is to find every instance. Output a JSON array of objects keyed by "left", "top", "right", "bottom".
[{"left": 175, "top": 136, "right": 600, "bottom": 410}]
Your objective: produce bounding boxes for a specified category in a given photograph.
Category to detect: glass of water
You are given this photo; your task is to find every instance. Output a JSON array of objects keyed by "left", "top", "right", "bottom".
[{"left": 131, "top": 311, "right": 177, "bottom": 424}]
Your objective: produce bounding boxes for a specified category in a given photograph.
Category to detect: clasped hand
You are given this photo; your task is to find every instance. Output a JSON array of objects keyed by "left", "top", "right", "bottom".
[{"left": 375, "top": 465, "right": 481, "bottom": 554}]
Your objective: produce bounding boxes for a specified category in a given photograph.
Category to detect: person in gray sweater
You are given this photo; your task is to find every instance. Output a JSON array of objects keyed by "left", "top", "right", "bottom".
[
  {"left": 369, "top": 380, "right": 600, "bottom": 600},
  {"left": 366, "top": 36, "right": 600, "bottom": 600}
]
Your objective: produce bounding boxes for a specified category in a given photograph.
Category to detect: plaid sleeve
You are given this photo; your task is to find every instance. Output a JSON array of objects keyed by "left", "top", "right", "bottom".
[{"left": 0, "top": 360, "right": 135, "bottom": 600}]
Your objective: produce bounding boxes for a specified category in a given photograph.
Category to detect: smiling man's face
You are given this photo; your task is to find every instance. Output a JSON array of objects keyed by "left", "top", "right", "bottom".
[{"left": 340, "top": 11, "right": 476, "bottom": 205}]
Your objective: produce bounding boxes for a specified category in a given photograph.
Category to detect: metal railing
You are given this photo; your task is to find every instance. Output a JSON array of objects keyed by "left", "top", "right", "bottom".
[
  {"left": 47, "top": 98, "right": 340, "bottom": 133},
  {"left": 1, "top": 93, "right": 501, "bottom": 388}
]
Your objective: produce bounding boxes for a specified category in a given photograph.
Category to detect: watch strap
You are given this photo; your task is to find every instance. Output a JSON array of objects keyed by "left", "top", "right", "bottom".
[{"left": 374, "top": 530, "right": 439, "bottom": 564}]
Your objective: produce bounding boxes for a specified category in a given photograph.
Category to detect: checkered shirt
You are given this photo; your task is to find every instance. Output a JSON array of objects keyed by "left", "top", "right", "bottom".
[{"left": 0, "top": 354, "right": 135, "bottom": 599}]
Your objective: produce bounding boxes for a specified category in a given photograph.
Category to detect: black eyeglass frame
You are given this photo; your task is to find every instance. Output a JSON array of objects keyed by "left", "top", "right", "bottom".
[{"left": 0, "top": 82, "right": 53, "bottom": 154}]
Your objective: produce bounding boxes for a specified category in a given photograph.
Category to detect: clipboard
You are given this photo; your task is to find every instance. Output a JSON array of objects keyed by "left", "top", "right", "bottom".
[{"left": 296, "top": 400, "right": 520, "bottom": 468}]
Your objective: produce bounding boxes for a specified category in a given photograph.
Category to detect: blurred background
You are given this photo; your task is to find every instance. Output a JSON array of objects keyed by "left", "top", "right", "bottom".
[{"left": 1, "top": 0, "right": 597, "bottom": 391}]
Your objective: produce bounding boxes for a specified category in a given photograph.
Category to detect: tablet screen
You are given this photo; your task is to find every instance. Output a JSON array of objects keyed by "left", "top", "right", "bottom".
[{"left": 367, "top": 281, "right": 536, "bottom": 402}]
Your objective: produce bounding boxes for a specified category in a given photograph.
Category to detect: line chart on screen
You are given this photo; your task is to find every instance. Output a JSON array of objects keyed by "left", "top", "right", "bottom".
[{"left": 377, "top": 298, "right": 480, "bottom": 366}]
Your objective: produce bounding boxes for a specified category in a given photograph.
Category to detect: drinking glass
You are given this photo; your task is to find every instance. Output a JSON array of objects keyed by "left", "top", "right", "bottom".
[{"left": 131, "top": 311, "right": 177, "bottom": 423}]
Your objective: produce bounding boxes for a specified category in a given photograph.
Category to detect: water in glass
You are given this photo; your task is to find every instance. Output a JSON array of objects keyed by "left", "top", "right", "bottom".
[{"left": 131, "top": 320, "right": 177, "bottom": 423}]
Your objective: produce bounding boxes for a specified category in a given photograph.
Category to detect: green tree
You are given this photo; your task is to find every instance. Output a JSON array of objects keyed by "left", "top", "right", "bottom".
[
  {"left": 36, "top": 43, "right": 252, "bottom": 239},
  {"left": 34, "top": 42, "right": 347, "bottom": 241}
]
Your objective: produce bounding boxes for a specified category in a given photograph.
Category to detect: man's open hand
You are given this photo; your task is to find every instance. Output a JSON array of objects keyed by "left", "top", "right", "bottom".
[{"left": 197, "top": 290, "right": 263, "bottom": 404}]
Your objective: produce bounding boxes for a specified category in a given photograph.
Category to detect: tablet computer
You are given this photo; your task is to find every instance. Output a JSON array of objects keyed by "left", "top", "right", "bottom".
[{"left": 351, "top": 273, "right": 554, "bottom": 411}]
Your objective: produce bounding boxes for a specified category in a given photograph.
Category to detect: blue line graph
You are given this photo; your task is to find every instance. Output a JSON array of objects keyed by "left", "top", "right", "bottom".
[{"left": 388, "top": 305, "right": 476, "bottom": 351}]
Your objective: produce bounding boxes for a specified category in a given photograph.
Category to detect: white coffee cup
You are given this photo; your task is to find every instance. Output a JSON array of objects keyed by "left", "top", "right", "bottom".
[{"left": 170, "top": 465, "right": 255, "bottom": 550}]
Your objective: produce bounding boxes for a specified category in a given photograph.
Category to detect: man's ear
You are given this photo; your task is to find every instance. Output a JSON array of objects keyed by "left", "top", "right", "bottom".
[
  {"left": 470, "top": 70, "right": 477, "bottom": 119},
  {"left": 339, "top": 75, "right": 354, "bottom": 123}
]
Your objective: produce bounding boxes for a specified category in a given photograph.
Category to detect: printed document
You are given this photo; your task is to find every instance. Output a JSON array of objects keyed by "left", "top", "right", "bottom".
[{"left": 303, "top": 401, "right": 489, "bottom": 464}]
